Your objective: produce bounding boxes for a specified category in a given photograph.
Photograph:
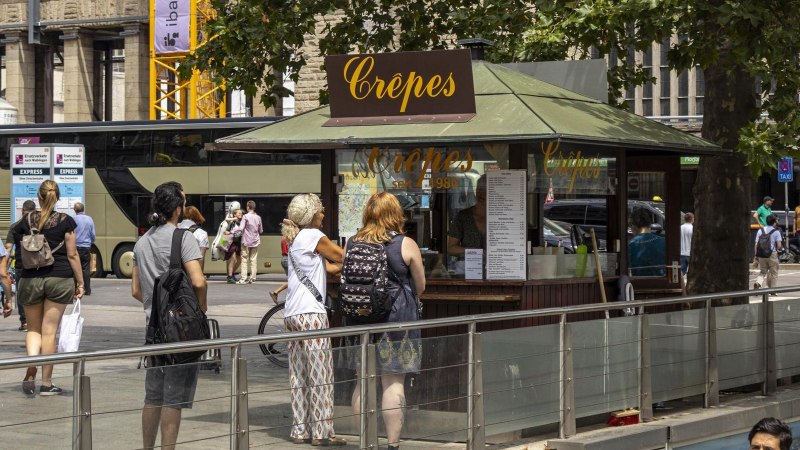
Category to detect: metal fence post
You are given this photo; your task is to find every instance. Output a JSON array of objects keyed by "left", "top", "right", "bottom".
[
  {"left": 72, "top": 360, "right": 82, "bottom": 450},
  {"left": 79, "top": 373, "right": 92, "bottom": 449},
  {"left": 366, "top": 344, "right": 379, "bottom": 449},
  {"left": 763, "top": 293, "right": 777, "bottom": 395},
  {"left": 230, "top": 345, "right": 241, "bottom": 449},
  {"left": 559, "top": 314, "right": 575, "bottom": 438},
  {"left": 359, "top": 332, "right": 369, "bottom": 450},
  {"left": 638, "top": 313, "right": 653, "bottom": 421},
  {"left": 704, "top": 301, "right": 719, "bottom": 407},
  {"left": 236, "top": 355, "right": 249, "bottom": 449},
  {"left": 467, "top": 322, "right": 485, "bottom": 449}
]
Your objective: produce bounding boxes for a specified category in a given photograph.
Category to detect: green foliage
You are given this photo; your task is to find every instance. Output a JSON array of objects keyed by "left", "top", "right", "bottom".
[{"left": 187, "top": 0, "right": 800, "bottom": 174}]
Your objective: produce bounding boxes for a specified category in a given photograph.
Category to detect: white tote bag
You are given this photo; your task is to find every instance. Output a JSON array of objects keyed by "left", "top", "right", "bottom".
[{"left": 57, "top": 301, "right": 84, "bottom": 353}]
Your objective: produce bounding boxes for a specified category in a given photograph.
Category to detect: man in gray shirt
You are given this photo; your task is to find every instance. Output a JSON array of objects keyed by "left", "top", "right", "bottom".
[{"left": 131, "top": 181, "right": 207, "bottom": 450}]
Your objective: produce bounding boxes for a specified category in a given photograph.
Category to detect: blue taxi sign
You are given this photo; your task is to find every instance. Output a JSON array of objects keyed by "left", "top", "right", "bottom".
[{"left": 778, "top": 157, "right": 793, "bottom": 182}]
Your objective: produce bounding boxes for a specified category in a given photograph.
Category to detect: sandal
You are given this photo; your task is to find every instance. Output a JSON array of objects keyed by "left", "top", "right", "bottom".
[
  {"left": 22, "top": 367, "right": 36, "bottom": 395},
  {"left": 292, "top": 437, "right": 311, "bottom": 444},
  {"left": 312, "top": 436, "right": 347, "bottom": 446},
  {"left": 270, "top": 291, "right": 279, "bottom": 304}
]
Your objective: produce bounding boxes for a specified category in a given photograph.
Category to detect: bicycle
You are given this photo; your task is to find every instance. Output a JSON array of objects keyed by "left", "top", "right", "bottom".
[{"left": 258, "top": 302, "right": 289, "bottom": 368}]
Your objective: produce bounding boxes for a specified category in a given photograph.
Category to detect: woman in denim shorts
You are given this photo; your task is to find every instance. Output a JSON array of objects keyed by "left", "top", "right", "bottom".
[{"left": 12, "top": 180, "right": 85, "bottom": 396}]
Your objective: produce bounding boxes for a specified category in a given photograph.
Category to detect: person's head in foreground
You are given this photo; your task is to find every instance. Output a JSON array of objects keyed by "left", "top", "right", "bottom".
[{"left": 748, "top": 417, "right": 792, "bottom": 450}]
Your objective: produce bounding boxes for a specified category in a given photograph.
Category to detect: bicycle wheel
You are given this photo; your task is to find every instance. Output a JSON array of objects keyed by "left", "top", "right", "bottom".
[{"left": 258, "top": 303, "right": 289, "bottom": 368}]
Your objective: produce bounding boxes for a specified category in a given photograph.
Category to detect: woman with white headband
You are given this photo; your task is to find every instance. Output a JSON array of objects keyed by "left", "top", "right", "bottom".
[{"left": 280, "top": 193, "right": 345, "bottom": 446}]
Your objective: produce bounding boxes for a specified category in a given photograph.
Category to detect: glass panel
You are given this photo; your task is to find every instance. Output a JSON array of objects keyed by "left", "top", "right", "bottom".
[
  {"left": 774, "top": 297, "right": 800, "bottom": 379},
  {"left": 0, "top": 371, "right": 75, "bottom": 446},
  {"left": 573, "top": 316, "right": 640, "bottom": 418},
  {"left": 627, "top": 172, "right": 667, "bottom": 277},
  {"left": 650, "top": 308, "right": 706, "bottom": 402},
  {"left": 336, "top": 146, "right": 508, "bottom": 280},
  {"left": 716, "top": 302, "right": 765, "bottom": 389},
  {"left": 107, "top": 130, "right": 152, "bottom": 167},
  {"left": 88, "top": 358, "right": 231, "bottom": 447},
  {"left": 250, "top": 333, "right": 469, "bottom": 448},
  {"left": 151, "top": 129, "right": 211, "bottom": 166},
  {"left": 483, "top": 324, "right": 561, "bottom": 436}
]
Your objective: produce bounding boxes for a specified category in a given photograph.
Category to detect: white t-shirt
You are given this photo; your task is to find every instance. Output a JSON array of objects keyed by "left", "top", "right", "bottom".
[
  {"left": 680, "top": 223, "right": 693, "bottom": 256},
  {"left": 179, "top": 219, "right": 210, "bottom": 249},
  {"left": 284, "top": 228, "right": 327, "bottom": 317}
]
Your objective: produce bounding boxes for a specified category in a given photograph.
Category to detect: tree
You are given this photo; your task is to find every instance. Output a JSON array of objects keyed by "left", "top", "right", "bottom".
[{"left": 189, "top": 0, "right": 800, "bottom": 295}]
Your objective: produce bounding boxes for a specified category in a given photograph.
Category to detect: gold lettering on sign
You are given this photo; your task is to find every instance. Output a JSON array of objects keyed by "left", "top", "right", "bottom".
[
  {"left": 343, "top": 56, "right": 457, "bottom": 113},
  {"left": 363, "top": 147, "right": 473, "bottom": 188},
  {"left": 541, "top": 141, "right": 602, "bottom": 193}
]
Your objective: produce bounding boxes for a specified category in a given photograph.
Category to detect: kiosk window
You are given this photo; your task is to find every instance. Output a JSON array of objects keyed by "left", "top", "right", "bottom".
[
  {"left": 627, "top": 172, "right": 667, "bottom": 277},
  {"left": 336, "top": 146, "right": 507, "bottom": 279}
]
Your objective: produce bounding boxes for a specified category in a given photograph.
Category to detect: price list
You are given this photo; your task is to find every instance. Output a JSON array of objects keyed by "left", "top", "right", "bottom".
[{"left": 486, "top": 170, "right": 527, "bottom": 280}]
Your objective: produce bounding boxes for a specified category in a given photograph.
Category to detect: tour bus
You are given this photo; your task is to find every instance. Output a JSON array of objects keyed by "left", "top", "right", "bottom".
[{"left": 0, "top": 118, "right": 321, "bottom": 278}]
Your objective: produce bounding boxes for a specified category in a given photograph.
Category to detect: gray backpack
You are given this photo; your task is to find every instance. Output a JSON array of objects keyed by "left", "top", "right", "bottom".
[{"left": 21, "top": 213, "right": 64, "bottom": 270}]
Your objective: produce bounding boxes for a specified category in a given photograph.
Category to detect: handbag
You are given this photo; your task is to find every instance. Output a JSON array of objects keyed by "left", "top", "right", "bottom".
[
  {"left": 57, "top": 301, "right": 84, "bottom": 353},
  {"left": 216, "top": 234, "right": 232, "bottom": 252},
  {"left": 288, "top": 247, "right": 332, "bottom": 311}
]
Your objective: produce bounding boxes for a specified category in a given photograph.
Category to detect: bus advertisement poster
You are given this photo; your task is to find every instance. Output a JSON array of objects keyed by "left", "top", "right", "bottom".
[
  {"left": 53, "top": 146, "right": 85, "bottom": 215},
  {"left": 11, "top": 145, "right": 50, "bottom": 222}
]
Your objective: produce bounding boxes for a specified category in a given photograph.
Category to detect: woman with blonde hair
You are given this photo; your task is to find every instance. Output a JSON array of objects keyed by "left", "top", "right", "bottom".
[
  {"left": 345, "top": 192, "right": 425, "bottom": 450},
  {"left": 12, "top": 180, "right": 84, "bottom": 396},
  {"left": 281, "top": 193, "right": 345, "bottom": 446}
]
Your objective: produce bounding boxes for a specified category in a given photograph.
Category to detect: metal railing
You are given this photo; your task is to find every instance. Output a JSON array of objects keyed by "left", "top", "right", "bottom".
[{"left": 1, "top": 285, "right": 798, "bottom": 449}]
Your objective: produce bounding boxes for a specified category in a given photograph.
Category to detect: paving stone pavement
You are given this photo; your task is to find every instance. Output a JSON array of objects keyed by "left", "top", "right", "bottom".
[{"left": 0, "top": 278, "right": 465, "bottom": 449}]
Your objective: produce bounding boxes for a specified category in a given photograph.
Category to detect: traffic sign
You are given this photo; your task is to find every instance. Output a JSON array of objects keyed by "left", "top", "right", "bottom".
[{"left": 778, "top": 157, "right": 793, "bottom": 182}]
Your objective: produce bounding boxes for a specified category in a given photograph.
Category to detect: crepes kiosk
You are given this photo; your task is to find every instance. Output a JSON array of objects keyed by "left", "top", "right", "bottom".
[{"left": 214, "top": 49, "right": 723, "bottom": 327}]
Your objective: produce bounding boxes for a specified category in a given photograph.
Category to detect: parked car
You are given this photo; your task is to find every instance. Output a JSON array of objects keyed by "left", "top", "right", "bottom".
[
  {"left": 543, "top": 217, "right": 606, "bottom": 253},
  {"left": 544, "top": 199, "right": 678, "bottom": 241}
]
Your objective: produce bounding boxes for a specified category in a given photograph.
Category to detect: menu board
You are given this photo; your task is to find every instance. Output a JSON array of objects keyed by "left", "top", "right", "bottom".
[{"left": 486, "top": 170, "right": 527, "bottom": 280}]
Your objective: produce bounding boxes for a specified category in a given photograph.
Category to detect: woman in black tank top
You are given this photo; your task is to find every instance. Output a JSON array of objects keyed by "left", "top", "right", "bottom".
[{"left": 345, "top": 192, "right": 426, "bottom": 450}]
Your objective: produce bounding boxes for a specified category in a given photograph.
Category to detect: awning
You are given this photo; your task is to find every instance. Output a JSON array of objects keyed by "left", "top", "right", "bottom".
[{"left": 215, "top": 60, "right": 723, "bottom": 155}]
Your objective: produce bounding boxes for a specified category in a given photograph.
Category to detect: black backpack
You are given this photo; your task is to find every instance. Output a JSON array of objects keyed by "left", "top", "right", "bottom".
[
  {"left": 145, "top": 228, "right": 210, "bottom": 366},
  {"left": 339, "top": 234, "right": 399, "bottom": 323},
  {"left": 756, "top": 228, "right": 778, "bottom": 258}
]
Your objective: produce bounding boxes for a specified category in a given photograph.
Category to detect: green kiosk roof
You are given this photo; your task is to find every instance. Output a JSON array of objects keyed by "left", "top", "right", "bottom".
[{"left": 215, "top": 60, "right": 722, "bottom": 154}]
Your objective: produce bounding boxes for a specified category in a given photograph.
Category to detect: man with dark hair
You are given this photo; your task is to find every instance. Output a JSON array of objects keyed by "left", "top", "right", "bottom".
[
  {"left": 6, "top": 199, "right": 36, "bottom": 330},
  {"left": 755, "top": 196, "right": 775, "bottom": 227},
  {"left": 748, "top": 417, "right": 792, "bottom": 450},
  {"left": 754, "top": 214, "right": 783, "bottom": 291},
  {"left": 73, "top": 202, "right": 95, "bottom": 296},
  {"left": 131, "top": 181, "right": 206, "bottom": 450}
]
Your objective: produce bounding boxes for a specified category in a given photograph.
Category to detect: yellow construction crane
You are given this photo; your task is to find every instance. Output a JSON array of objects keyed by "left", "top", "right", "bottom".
[{"left": 149, "top": 0, "right": 225, "bottom": 119}]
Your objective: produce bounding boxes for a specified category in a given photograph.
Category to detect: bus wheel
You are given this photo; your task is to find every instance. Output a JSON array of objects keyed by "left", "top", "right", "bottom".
[
  {"left": 91, "top": 246, "right": 107, "bottom": 278},
  {"left": 112, "top": 244, "right": 136, "bottom": 279}
]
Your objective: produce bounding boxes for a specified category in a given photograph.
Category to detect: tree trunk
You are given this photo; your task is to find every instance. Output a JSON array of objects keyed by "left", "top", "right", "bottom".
[{"left": 686, "top": 60, "right": 758, "bottom": 299}]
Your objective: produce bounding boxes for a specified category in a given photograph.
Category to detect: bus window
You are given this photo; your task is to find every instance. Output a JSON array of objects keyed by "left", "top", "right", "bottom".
[
  {"left": 200, "top": 195, "right": 298, "bottom": 235},
  {"left": 152, "top": 130, "right": 211, "bottom": 166},
  {"left": 108, "top": 130, "right": 151, "bottom": 167}
]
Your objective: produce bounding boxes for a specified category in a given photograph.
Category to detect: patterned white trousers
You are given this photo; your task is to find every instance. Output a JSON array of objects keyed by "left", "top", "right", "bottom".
[{"left": 284, "top": 313, "right": 336, "bottom": 440}]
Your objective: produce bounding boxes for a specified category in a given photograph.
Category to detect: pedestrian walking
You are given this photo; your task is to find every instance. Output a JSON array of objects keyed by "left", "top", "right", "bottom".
[
  {"left": 7, "top": 199, "right": 35, "bottom": 330},
  {"left": 269, "top": 237, "right": 289, "bottom": 304},
  {"left": 72, "top": 202, "right": 96, "bottom": 296},
  {"left": 179, "top": 206, "right": 210, "bottom": 269},
  {"left": 754, "top": 196, "right": 775, "bottom": 227},
  {"left": 281, "top": 193, "right": 345, "bottom": 446},
  {"left": 223, "top": 208, "right": 243, "bottom": 283},
  {"left": 754, "top": 214, "right": 782, "bottom": 291},
  {"left": 131, "top": 181, "right": 206, "bottom": 450},
  {"left": 12, "top": 180, "right": 85, "bottom": 396},
  {"left": 235, "top": 200, "right": 263, "bottom": 284},
  {"left": 343, "top": 192, "right": 426, "bottom": 450},
  {"left": 680, "top": 212, "right": 694, "bottom": 277}
]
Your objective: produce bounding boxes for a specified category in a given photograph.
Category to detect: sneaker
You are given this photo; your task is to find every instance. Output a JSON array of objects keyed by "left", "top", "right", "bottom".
[
  {"left": 236, "top": 279, "right": 249, "bottom": 285},
  {"left": 39, "top": 384, "right": 63, "bottom": 396},
  {"left": 754, "top": 282, "right": 761, "bottom": 289},
  {"left": 248, "top": 278, "right": 256, "bottom": 284},
  {"left": 18, "top": 322, "right": 26, "bottom": 332},
  {"left": 227, "top": 276, "right": 236, "bottom": 284}
]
